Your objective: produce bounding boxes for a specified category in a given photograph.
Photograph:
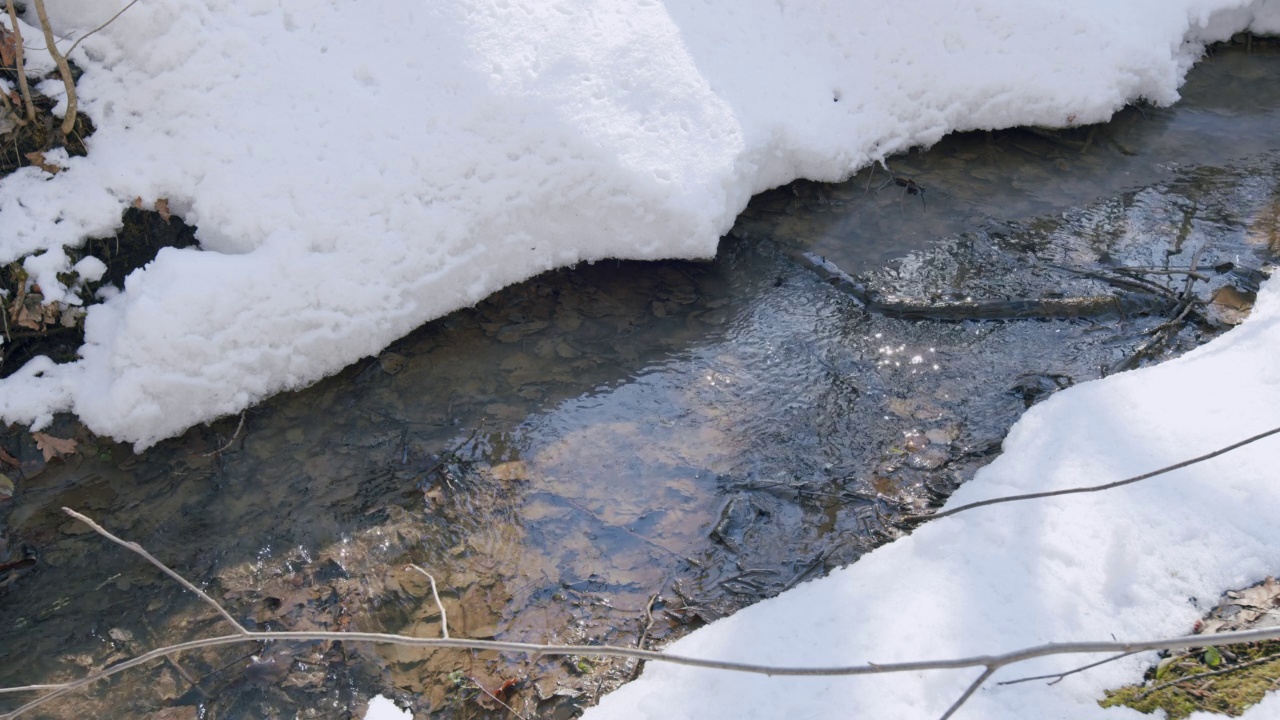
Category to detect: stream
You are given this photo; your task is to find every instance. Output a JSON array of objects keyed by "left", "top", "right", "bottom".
[{"left": 2, "top": 40, "right": 1280, "bottom": 720}]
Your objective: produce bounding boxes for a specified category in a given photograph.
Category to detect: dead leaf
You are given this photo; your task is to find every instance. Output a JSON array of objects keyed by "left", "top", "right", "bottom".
[
  {"left": 32, "top": 432, "right": 77, "bottom": 462},
  {"left": 0, "top": 446, "right": 18, "bottom": 468},
  {"left": 132, "top": 196, "right": 144, "bottom": 210},
  {"left": 1208, "top": 286, "right": 1255, "bottom": 326},
  {"left": 155, "top": 198, "right": 171, "bottom": 222},
  {"left": 24, "top": 151, "right": 62, "bottom": 175},
  {"left": 0, "top": 26, "right": 15, "bottom": 70},
  {"left": 1230, "top": 576, "right": 1280, "bottom": 610},
  {"left": 13, "top": 294, "right": 44, "bottom": 330}
]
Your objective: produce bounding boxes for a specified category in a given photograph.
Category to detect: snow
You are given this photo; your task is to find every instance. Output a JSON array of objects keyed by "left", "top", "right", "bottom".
[
  {"left": 363, "top": 695, "right": 412, "bottom": 720},
  {"left": 2, "top": 2, "right": 1279, "bottom": 715},
  {"left": 581, "top": 256, "right": 1280, "bottom": 718},
  {"left": 2, "top": 0, "right": 1278, "bottom": 447}
]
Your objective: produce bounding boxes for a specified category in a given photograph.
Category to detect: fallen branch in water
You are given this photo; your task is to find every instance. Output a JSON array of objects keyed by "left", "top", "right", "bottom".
[
  {"left": 791, "top": 252, "right": 1173, "bottom": 321},
  {"left": 1110, "top": 246, "right": 1207, "bottom": 374},
  {"left": 6, "top": 509, "right": 1280, "bottom": 719},
  {"left": 905, "top": 424, "right": 1280, "bottom": 523},
  {"left": 867, "top": 292, "right": 1169, "bottom": 321}
]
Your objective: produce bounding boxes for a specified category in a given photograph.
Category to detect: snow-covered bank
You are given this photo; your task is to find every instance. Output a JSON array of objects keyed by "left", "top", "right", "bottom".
[
  {"left": 581, "top": 273, "right": 1280, "bottom": 718},
  {"left": 2, "top": 1, "right": 1280, "bottom": 447}
]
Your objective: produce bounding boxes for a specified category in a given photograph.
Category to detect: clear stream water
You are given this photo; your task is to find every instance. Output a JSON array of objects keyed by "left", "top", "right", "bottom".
[{"left": 2, "top": 42, "right": 1280, "bottom": 720}]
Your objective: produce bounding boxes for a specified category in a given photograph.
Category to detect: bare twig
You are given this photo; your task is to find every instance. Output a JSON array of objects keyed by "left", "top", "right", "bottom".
[
  {"left": 941, "top": 666, "right": 996, "bottom": 720},
  {"left": 629, "top": 591, "right": 661, "bottom": 681},
  {"left": 1136, "top": 650, "right": 1280, "bottom": 700},
  {"left": 998, "top": 651, "right": 1137, "bottom": 686},
  {"left": 1114, "top": 267, "right": 1209, "bottom": 281},
  {"left": 61, "top": 0, "right": 138, "bottom": 58},
  {"left": 1044, "top": 262, "right": 1176, "bottom": 299},
  {"left": 908, "top": 424, "right": 1280, "bottom": 522},
  {"left": 0, "top": 685, "right": 64, "bottom": 696},
  {"left": 29, "top": 0, "right": 75, "bottom": 135},
  {"left": 407, "top": 564, "right": 449, "bottom": 639},
  {"left": 61, "top": 507, "right": 248, "bottom": 635},
  {"left": 781, "top": 545, "right": 837, "bottom": 592},
  {"left": 11, "top": 624, "right": 1280, "bottom": 719},
  {"left": 9, "top": 601, "right": 1280, "bottom": 717},
  {"left": 17, "top": 509, "right": 1280, "bottom": 720},
  {"left": 201, "top": 411, "right": 245, "bottom": 457},
  {"left": 4, "top": 0, "right": 35, "bottom": 124}
]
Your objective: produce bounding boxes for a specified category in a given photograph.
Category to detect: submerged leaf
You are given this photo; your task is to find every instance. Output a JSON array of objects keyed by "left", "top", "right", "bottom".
[{"left": 32, "top": 432, "right": 77, "bottom": 462}]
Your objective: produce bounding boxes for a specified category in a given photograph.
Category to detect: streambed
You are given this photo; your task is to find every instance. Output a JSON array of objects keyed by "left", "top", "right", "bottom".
[{"left": 1, "top": 41, "right": 1279, "bottom": 720}]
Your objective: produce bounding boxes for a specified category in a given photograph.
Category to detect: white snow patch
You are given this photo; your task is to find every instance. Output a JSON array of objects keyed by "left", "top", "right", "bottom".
[
  {"left": 363, "top": 695, "right": 412, "bottom": 720},
  {"left": 73, "top": 256, "right": 107, "bottom": 284},
  {"left": 0, "top": 0, "right": 1276, "bottom": 447}
]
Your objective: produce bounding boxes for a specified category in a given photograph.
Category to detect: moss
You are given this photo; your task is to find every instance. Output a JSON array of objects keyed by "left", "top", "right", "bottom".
[{"left": 1101, "top": 641, "right": 1280, "bottom": 719}]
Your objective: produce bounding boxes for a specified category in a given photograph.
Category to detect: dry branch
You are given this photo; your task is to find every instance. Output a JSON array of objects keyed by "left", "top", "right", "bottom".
[
  {"left": 906, "top": 424, "right": 1280, "bottom": 523},
  {"left": 6, "top": 508, "right": 1280, "bottom": 719},
  {"left": 407, "top": 564, "right": 449, "bottom": 639},
  {"left": 4, "top": 0, "right": 35, "bottom": 124},
  {"left": 60, "top": 508, "right": 248, "bottom": 635},
  {"left": 29, "top": 0, "right": 74, "bottom": 135},
  {"left": 62, "top": 0, "right": 138, "bottom": 59},
  {"left": 998, "top": 651, "right": 1137, "bottom": 687}
]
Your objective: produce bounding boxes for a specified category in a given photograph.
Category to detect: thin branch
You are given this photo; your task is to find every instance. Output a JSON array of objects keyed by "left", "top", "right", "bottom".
[
  {"left": 61, "top": 507, "right": 248, "bottom": 635},
  {"left": 1113, "top": 267, "right": 1209, "bottom": 281},
  {"left": 4, "top": 0, "right": 35, "bottom": 124},
  {"left": 29, "top": 0, "right": 75, "bottom": 135},
  {"left": 909, "top": 424, "right": 1280, "bottom": 522},
  {"left": 629, "top": 590, "right": 661, "bottom": 681},
  {"left": 940, "top": 666, "right": 996, "bottom": 720},
  {"left": 17, "top": 510, "right": 1280, "bottom": 719},
  {"left": 201, "top": 411, "right": 244, "bottom": 457},
  {"left": 8, "top": 615, "right": 1280, "bottom": 716},
  {"left": 998, "top": 651, "right": 1137, "bottom": 686},
  {"left": 61, "top": 0, "right": 138, "bottom": 58},
  {"left": 0, "top": 685, "right": 65, "bottom": 695},
  {"left": 1136, "top": 650, "right": 1280, "bottom": 700},
  {"left": 407, "top": 564, "right": 449, "bottom": 639}
]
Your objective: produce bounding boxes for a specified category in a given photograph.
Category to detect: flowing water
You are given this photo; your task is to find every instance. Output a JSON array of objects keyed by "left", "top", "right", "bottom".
[{"left": 2, "top": 41, "right": 1280, "bottom": 720}]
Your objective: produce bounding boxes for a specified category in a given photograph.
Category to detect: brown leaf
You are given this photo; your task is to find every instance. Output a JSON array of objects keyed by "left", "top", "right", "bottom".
[
  {"left": 0, "top": 26, "right": 15, "bottom": 70},
  {"left": 31, "top": 432, "right": 77, "bottom": 462},
  {"left": 155, "top": 198, "right": 171, "bottom": 222},
  {"left": 132, "top": 196, "right": 144, "bottom": 210},
  {"left": 1231, "top": 576, "right": 1280, "bottom": 610},
  {"left": 0, "top": 445, "right": 20, "bottom": 468},
  {"left": 24, "top": 151, "right": 61, "bottom": 175},
  {"left": 13, "top": 297, "right": 42, "bottom": 330}
]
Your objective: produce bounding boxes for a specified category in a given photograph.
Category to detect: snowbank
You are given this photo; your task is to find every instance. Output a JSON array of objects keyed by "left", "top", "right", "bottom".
[
  {"left": 2, "top": 0, "right": 1278, "bottom": 447},
  {"left": 581, "top": 277, "right": 1280, "bottom": 717}
]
